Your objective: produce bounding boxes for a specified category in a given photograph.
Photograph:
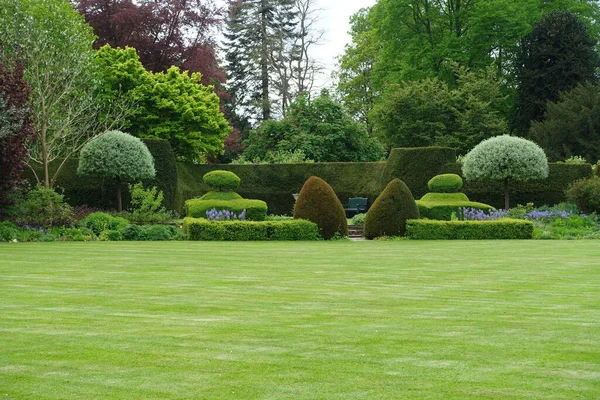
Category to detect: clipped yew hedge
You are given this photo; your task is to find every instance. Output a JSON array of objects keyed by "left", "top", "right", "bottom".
[
  {"left": 406, "top": 219, "right": 534, "bottom": 240},
  {"left": 183, "top": 218, "right": 320, "bottom": 241}
]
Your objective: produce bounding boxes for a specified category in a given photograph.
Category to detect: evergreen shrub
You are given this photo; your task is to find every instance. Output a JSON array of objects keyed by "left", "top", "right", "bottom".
[
  {"left": 565, "top": 176, "right": 600, "bottom": 214},
  {"left": 406, "top": 219, "right": 534, "bottom": 239},
  {"left": 17, "top": 186, "right": 74, "bottom": 228},
  {"left": 428, "top": 174, "right": 463, "bottom": 193},
  {"left": 183, "top": 218, "right": 320, "bottom": 241},
  {"left": 78, "top": 212, "right": 129, "bottom": 235},
  {"left": 203, "top": 170, "right": 241, "bottom": 191},
  {"left": 364, "top": 178, "right": 419, "bottom": 239},
  {"left": 293, "top": 176, "right": 348, "bottom": 239}
]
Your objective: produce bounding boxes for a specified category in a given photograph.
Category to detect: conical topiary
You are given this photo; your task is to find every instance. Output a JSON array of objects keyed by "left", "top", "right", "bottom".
[
  {"left": 364, "top": 178, "right": 419, "bottom": 239},
  {"left": 293, "top": 176, "right": 348, "bottom": 239}
]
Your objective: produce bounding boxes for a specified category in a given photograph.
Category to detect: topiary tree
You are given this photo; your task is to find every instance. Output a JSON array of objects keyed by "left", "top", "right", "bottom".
[
  {"left": 203, "top": 170, "right": 241, "bottom": 191},
  {"left": 293, "top": 176, "right": 348, "bottom": 239},
  {"left": 462, "top": 135, "right": 549, "bottom": 209},
  {"left": 364, "top": 179, "right": 419, "bottom": 239},
  {"left": 427, "top": 174, "right": 463, "bottom": 193},
  {"left": 78, "top": 130, "right": 155, "bottom": 211}
]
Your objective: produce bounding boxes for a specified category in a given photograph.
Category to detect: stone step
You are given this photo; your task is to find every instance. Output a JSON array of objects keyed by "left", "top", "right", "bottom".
[{"left": 348, "top": 224, "right": 364, "bottom": 238}]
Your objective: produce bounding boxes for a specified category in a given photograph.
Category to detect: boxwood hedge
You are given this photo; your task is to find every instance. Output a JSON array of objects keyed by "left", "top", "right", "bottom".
[
  {"left": 406, "top": 219, "right": 534, "bottom": 240},
  {"left": 183, "top": 218, "right": 320, "bottom": 241}
]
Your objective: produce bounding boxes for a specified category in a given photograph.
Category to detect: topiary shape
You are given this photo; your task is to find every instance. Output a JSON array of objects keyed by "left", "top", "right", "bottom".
[
  {"left": 293, "top": 176, "right": 348, "bottom": 239},
  {"left": 364, "top": 178, "right": 419, "bottom": 239},
  {"left": 203, "top": 170, "right": 241, "bottom": 191},
  {"left": 427, "top": 174, "right": 463, "bottom": 193}
]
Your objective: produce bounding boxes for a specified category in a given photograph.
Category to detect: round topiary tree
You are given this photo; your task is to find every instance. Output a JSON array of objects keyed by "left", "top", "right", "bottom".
[
  {"left": 203, "top": 170, "right": 241, "bottom": 191},
  {"left": 462, "top": 135, "right": 549, "bottom": 209},
  {"left": 293, "top": 176, "right": 348, "bottom": 239},
  {"left": 364, "top": 178, "right": 419, "bottom": 239},
  {"left": 427, "top": 174, "right": 463, "bottom": 193},
  {"left": 78, "top": 130, "right": 155, "bottom": 211}
]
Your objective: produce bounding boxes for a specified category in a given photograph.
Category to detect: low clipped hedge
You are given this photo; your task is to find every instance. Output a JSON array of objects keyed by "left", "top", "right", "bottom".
[
  {"left": 406, "top": 219, "right": 534, "bottom": 240},
  {"left": 183, "top": 218, "right": 320, "bottom": 241},
  {"left": 184, "top": 198, "right": 268, "bottom": 221},
  {"left": 417, "top": 193, "right": 494, "bottom": 220}
]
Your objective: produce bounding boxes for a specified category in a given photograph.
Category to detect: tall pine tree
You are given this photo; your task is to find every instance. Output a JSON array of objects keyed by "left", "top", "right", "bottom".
[{"left": 224, "top": 0, "right": 297, "bottom": 122}]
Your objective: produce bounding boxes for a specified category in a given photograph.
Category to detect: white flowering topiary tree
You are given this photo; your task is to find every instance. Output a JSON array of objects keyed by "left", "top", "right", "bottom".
[
  {"left": 78, "top": 130, "right": 155, "bottom": 211},
  {"left": 462, "top": 135, "right": 549, "bottom": 209}
]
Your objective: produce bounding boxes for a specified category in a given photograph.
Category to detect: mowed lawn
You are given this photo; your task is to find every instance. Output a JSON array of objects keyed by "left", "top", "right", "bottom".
[{"left": 0, "top": 241, "right": 599, "bottom": 399}]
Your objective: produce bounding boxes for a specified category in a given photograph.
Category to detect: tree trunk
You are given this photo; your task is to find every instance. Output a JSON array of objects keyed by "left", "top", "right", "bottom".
[
  {"left": 117, "top": 179, "right": 123, "bottom": 212},
  {"left": 504, "top": 177, "right": 510, "bottom": 210},
  {"left": 260, "top": 0, "right": 271, "bottom": 121}
]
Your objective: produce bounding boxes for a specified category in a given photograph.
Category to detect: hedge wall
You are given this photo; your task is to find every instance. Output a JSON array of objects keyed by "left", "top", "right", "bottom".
[
  {"left": 141, "top": 139, "right": 178, "bottom": 210},
  {"left": 443, "top": 162, "right": 592, "bottom": 208}
]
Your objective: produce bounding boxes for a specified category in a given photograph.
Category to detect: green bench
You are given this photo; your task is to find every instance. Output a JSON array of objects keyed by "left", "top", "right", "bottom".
[{"left": 344, "top": 197, "right": 368, "bottom": 218}]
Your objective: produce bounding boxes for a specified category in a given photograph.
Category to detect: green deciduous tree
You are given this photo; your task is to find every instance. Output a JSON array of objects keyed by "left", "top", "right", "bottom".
[
  {"left": 462, "top": 135, "right": 549, "bottom": 209},
  {"left": 530, "top": 83, "right": 600, "bottom": 163},
  {"left": 373, "top": 65, "right": 508, "bottom": 154},
  {"left": 0, "top": 0, "right": 127, "bottom": 188},
  {"left": 78, "top": 130, "right": 156, "bottom": 211},
  {"left": 240, "top": 91, "right": 385, "bottom": 163},
  {"left": 515, "top": 9, "right": 600, "bottom": 135},
  {"left": 95, "top": 45, "right": 231, "bottom": 162}
]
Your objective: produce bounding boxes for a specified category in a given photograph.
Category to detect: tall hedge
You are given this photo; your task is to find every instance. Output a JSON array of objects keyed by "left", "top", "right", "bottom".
[
  {"left": 141, "top": 139, "right": 178, "bottom": 211},
  {"left": 364, "top": 178, "right": 419, "bottom": 239},
  {"left": 293, "top": 176, "right": 348, "bottom": 239}
]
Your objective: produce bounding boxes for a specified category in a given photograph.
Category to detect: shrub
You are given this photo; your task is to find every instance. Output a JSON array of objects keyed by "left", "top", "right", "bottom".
[
  {"left": 364, "top": 179, "right": 419, "bottom": 239},
  {"left": 427, "top": 174, "right": 463, "bottom": 193},
  {"left": 120, "top": 224, "right": 146, "bottom": 241},
  {"left": 0, "top": 221, "right": 18, "bottom": 241},
  {"left": 99, "top": 229, "right": 123, "bottom": 241},
  {"left": 128, "top": 183, "right": 171, "bottom": 223},
  {"left": 185, "top": 198, "right": 267, "bottom": 221},
  {"left": 78, "top": 211, "right": 129, "bottom": 235},
  {"left": 141, "top": 138, "right": 178, "bottom": 210},
  {"left": 350, "top": 213, "right": 366, "bottom": 227},
  {"left": 203, "top": 170, "right": 241, "bottom": 191},
  {"left": 57, "top": 227, "right": 93, "bottom": 242},
  {"left": 183, "top": 218, "right": 320, "bottom": 241},
  {"left": 417, "top": 200, "right": 495, "bottom": 221},
  {"left": 143, "top": 224, "right": 177, "bottom": 241},
  {"left": 78, "top": 130, "right": 156, "bottom": 211},
  {"left": 565, "top": 176, "right": 600, "bottom": 214},
  {"left": 293, "top": 176, "right": 348, "bottom": 239},
  {"left": 462, "top": 135, "right": 549, "bottom": 209},
  {"left": 406, "top": 219, "right": 534, "bottom": 240},
  {"left": 17, "top": 186, "right": 73, "bottom": 228},
  {"left": 200, "top": 191, "right": 243, "bottom": 201}
]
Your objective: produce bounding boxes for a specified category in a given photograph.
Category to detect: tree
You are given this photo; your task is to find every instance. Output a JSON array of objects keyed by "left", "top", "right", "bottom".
[
  {"left": 240, "top": 91, "right": 385, "bottom": 162},
  {"left": 373, "top": 65, "right": 508, "bottom": 154},
  {"left": 514, "top": 10, "right": 600, "bottom": 135},
  {"left": 73, "top": 0, "right": 226, "bottom": 88},
  {"left": 95, "top": 45, "right": 231, "bottom": 162},
  {"left": 0, "top": 0, "right": 127, "bottom": 188},
  {"left": 462, "top": 135, "right": 549, "bottom": 209},
  {"left": 0, "top": 55, "right": 34, "bottom": 210},
  {"left": 530, "top": 83, "right": 600, "bottom": 163},
  {"left": 78, "top": 130, "right": 156, "bottom": 211}
]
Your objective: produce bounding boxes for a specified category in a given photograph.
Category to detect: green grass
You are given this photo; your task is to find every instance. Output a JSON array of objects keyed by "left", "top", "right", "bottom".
[{"left": 1, "top": 241, "right": 599, "bottom": 399}]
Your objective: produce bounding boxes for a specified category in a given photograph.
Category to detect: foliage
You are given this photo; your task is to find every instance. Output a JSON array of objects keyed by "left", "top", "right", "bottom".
[
  {"left": 373, "top": 66, "right": 509, "bottom": 154},
  {"left": 16, "top": 186, "right": 74, "bottom": 228},
  {"left": 94, "top": 45, "right": 231, "bottom": 162},
  {"left": 529, "top": 83, "right": 600, "bottom": 162},
  {"left": 185, "top": 198, "right": 267, "bottom": 221},
  {"left": 406, "top": 219, "right": 534, "bottom": 240},
  {"left": 462, "top": 135, "right": 549, "bottom": 208},
  {"left": 120, "top": 224, "right": 146, "bottom": 241},
  {"left": 99, "top": 229, "right": 123, "bottom": 241},
  {"left": 350, "top": 213, "right": 366, "bottom": 228},
  {"left": 142, "top": 225, "right": 179, "bottom": 241},
  {"left": 565, "top": 176, "right": 600, "bottom": 214},
  {"left": 0, "top": 0, "right": 125, "bottom": 188},
  {"left": 417, "top": 199, "right": 495, "bottom": 221},
  {"left": 74, "top": 0, "right": 226, "bottom": 90},
  {"left": 203, "top": 170, "right": 241, "bottom": 191},
  {"left": 364, "top": 178, "right": 419, "bottom": 239},
  {"left": 231, "top": 149, "right": 314, "bottom": 164},
  {"left": 293, "top": 176, "right": 348, "bottom": 239},
  {"left": 78, "top": 211, "right": 128, "bottom": 236},
  {"left": 515, "top": 10, "right": 600, "bottom": 135},
  {"left": 242, "top": 91, "right": 385, "bottom": 162},
  {"left": 141, "top": 138, "right": 178, "bottom": 211},
  {"left": 200, "top": 191, "right": 243, "bottom": 201},
  {"left": 427, "top": 174, "right": 463, "bottom": 193},
  {"left": 0, "top": 221, "right": 19, "bottom": 242},
  {"left": 183, "top": 218, "right": 320, "bottom": 241},
  {"left": 78, "top": 130, "right": 155, "bottom": 210},
  {"left": 128, "top": 183, "right": 171, "bottom": 223},
  {"left": 0, "top": 56, "right": 34, "bottom": 210}
]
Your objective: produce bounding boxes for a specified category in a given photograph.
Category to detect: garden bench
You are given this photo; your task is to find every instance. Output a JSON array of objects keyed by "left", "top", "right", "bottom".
[{"left": 344, "top": 197, "right": 368, "bottom": 218}]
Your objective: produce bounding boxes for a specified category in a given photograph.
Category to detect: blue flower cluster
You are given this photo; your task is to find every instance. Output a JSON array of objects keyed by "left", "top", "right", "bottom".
[
  {"left": 459, "top": 208, "right": 508, "bottom": 221},
  {"left": 523, "top": 210, "right": 571, "bottom": 220},
  {"left": 205, "top": 208, "right": 247, "bottom": 221}
]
